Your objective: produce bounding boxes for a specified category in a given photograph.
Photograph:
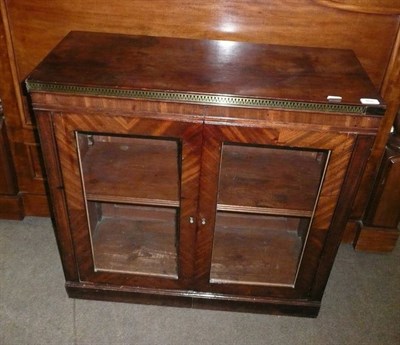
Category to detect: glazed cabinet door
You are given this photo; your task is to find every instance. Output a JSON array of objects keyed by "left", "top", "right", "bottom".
[
  {"left": 52, "top": 112, "right": 202, "bottom": 289},
  {"left": 195, "top": 124, "right": 356, "bottom": 298}
]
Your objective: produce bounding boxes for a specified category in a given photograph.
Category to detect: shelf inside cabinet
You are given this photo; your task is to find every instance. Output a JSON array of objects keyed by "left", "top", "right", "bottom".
[
  {"left": 78, "top": 134, "right": 180, "bottom": 207},
  {"left": 217, "top": 144, "right": 328, "bottom": 215},
  {"left": 210, "top": 212, "right": 308, "bottom": 286},
  {"left": 88, "top": 202, "right": 178, "bottom": 278}
]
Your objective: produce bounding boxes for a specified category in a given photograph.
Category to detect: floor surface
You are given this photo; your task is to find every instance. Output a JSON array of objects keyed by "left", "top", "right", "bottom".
[{"left": 1, "top": 217, "right": 399, "bottom": 345}]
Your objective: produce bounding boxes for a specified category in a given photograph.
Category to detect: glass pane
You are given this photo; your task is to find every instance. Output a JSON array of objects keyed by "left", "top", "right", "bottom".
[
  {"left": 211, "top": 143, "right": 328, "bottom": 286},
  {"left": 77, "top": 133, "right": 180, "bottom": 206},
  {"left": 210, "top": 212, "right": 310, "bottom": 285},
  {"left": 76, "top": 132, "right": 181, "bottom": 279},
  {"left": 88, "top": 202, "right": 178, "bottom": 278},
  {"left": 217, "top": 143, "right": 328, "bottom": 214}
]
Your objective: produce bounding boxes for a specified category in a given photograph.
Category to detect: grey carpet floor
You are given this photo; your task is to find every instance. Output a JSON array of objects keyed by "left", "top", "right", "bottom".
[{"left": 0, "top": 217, "right": 399, "bottom": 345}]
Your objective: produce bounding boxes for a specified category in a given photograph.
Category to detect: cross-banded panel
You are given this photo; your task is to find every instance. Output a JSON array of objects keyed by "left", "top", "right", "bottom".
[
  {"left": 277, "top": 128, "right": 356, "bottom": 228},
  {"left": 52, "top": 111, "right": 202, "bottom": 287},
  {"left": 195, "top": 124, "right": 356, "bottom": 295}
]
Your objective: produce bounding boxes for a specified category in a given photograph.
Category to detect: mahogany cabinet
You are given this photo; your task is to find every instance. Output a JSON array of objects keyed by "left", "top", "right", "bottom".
[{"left": 26, "top": 32, "right": 384, "bottom": 316}]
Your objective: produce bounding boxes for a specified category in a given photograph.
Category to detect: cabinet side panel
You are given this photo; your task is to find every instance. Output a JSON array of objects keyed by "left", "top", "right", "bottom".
[
  {"left": 35, "top": 111, "right": 79, "bottom": 281},
  {"left": 311, "top": 135, "right": 376, "bottom": 299}
]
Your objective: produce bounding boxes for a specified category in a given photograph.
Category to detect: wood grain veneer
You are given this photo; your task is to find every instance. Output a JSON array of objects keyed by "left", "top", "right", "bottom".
[{"left": 24, "top": 32, "right": 387, "bottom": 315}]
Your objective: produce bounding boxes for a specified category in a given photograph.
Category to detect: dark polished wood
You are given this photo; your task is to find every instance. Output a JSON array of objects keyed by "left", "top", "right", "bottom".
[
  {"left": 66, "top": 281, "right": 320, "bottom": 317},
  {"left": 357, "top": 110, "right": 400, "bottom": 252},
  {"left": 0, "top": 3, "right": 49, "bottom": 217},
  {"left": 0, "top": 101, "right": 17, "bottom": 194},
  {"left": 0, "top": 101, "right": 23, "bottom": 219},
  {"left": 27, "top": 32, "right": 383, "bottom": 316},
  {"left": 28, "top": 32, "right": 384, "bottom": 107},
  {"left": 310, "top": 135, "right": 376, "bottom": 298},
  {"left": 352, "top": 28, "right": 400, "bottom": 251}
]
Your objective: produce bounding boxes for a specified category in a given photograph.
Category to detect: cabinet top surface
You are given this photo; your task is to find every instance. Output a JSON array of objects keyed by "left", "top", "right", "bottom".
[{"left": 26, "top": 31, "right": 384, "bottom": 114}]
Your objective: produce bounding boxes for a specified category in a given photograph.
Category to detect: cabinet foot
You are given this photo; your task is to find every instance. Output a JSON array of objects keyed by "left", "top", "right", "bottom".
[
  {"left": 354, "top": 224, "right": 399, "bottom": 252},
  {"left": 0, "top": 194, "right": 24, "bottom": 220}
]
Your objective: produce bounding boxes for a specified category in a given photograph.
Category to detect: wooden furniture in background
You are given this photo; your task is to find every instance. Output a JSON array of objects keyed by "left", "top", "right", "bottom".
[
  {"left": 0, "top": 0, "right": 399, "bottom": 251},
  {"left": 314, "top": 0, "right": 400, "bottom": 14},
  {"left": 0, "top": 100, "right": 23, "bottom": 219},
  {"left": 357, "top": 111, "right": 400, "bottom": 251},
  {"left": 350, "top": 27, "right": 400, "bottom": 250},
  {"left": 26, "top": 32, "right": 384, "bottom": 316}
]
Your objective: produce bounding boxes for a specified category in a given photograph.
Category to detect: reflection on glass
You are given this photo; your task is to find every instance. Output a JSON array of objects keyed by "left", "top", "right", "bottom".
[
  {"left": 210, "top": 143, "right": 328, "bottom": 286},
  {"left": 88, "top": 202, "right": 178, "bottom": 278},
  {"left": 211, "top": 212, "right": 310, "bottom": 285},
  {"left": 76, "top": 132, "right": 181, "bottom": 279}
]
